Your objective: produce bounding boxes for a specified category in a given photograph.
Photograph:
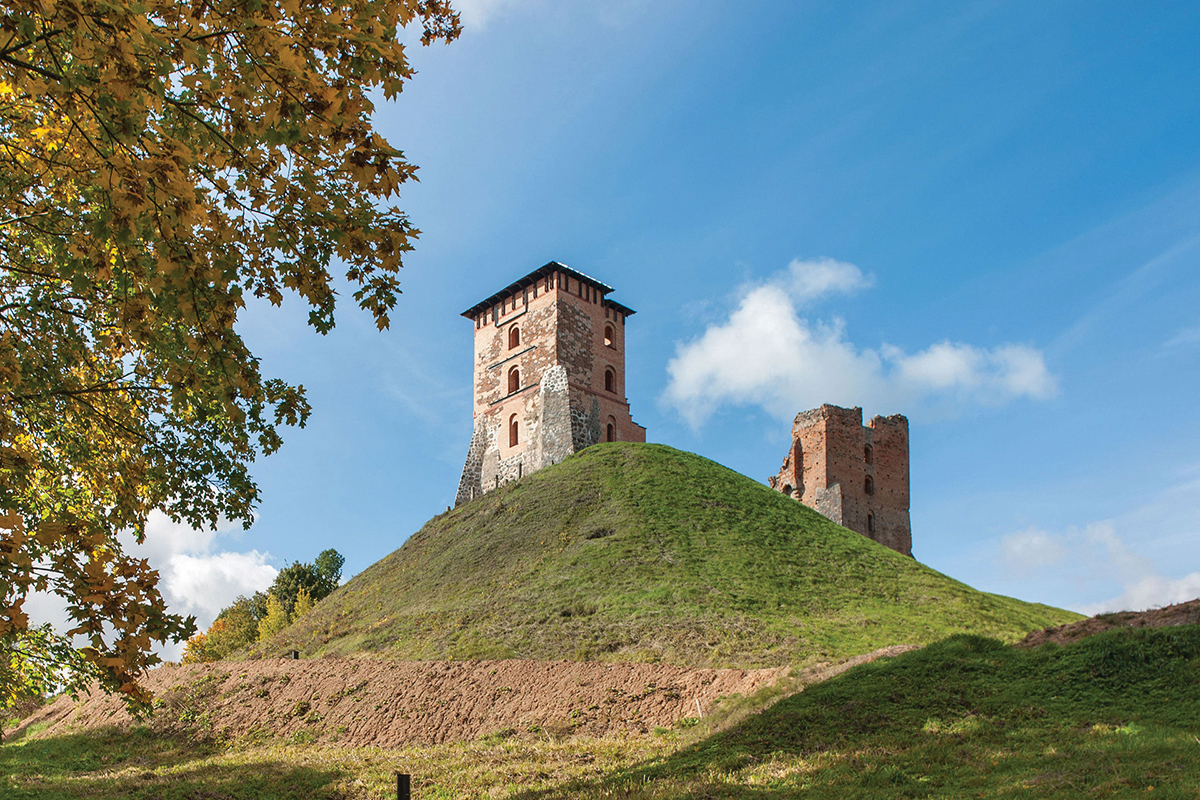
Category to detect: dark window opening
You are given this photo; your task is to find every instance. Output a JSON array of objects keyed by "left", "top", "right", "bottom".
[
  {"left": 508, "top": 366, "right": 519, "bottom": 394},
  {"left": 782, "top": 484, "right": 792, "bottom": 496},
  {"left": 606, "top": 423, "right": 615, "bottom": 442},
  {"left": 604, "top": 368, "right": 615, "bottom": 392},
  {"left": 509, "top": 325, "right": 520, "bottom": 350},
  {"left": 867, "top": 513, "right": 875, "bottom": 533},
  {"left": 604, "top": 324, "right": 615, "bottom": 347},
  {"left": 864, "top": 445, "right": 873, "bottom": 465},
  {"left": 509, "top": 414, "right": 519, "bottom": 447},
  {"left": 864, "top": 476, "right": 874, "bottom": 495}
]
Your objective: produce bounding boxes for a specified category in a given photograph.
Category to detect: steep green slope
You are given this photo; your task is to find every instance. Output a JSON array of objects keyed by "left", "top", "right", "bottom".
[
  {"left": 538, "top": 625, "right": 1200, "bottom": 798},
  {"left": 265, "top": 443, "right": 1079, "bottom": 666}
]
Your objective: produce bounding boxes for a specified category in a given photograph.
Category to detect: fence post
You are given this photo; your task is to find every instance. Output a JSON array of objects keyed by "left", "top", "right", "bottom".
[{"left": 397, "top": 773, "right": 411, "bottom": 800}]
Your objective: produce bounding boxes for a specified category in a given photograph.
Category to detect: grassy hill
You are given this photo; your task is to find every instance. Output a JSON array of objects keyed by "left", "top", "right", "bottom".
[
  {"left": 9, "top": 626, "right": 1197, "bottom": 798},
  {"left": 262, "top": 443, "right": 1079, "bottom": 666}
]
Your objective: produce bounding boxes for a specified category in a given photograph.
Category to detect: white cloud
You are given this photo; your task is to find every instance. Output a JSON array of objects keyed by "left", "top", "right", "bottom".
[
  {"left": 1084, "top": 573, "right": 1200, "bottom": 615},
  {"left": 999, "top": 527, "right": 1067, "bottom": 573},
  {"left": 662, "top": 259, "right": 1057, "bottom": 427},
  {"left": 782, "top": 257, "right": 874, "bottom": 303},
  {"left": 998, "top": 518, "right": 1198, "bottom": 615},
  {"left": 125, "top": 514, "right": 278, "bottom": 655},
  {"left": 24, "top": 512, "right": 277, "bottom": 661}
]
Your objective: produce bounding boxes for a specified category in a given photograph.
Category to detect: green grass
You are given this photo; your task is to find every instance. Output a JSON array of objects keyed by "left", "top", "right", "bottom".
[
  {"left": 7, "top": 626, "right": 1199, "bottom": 799},
  {"left": 262, "top": 443, "right": 1077, "bottom": 666}
]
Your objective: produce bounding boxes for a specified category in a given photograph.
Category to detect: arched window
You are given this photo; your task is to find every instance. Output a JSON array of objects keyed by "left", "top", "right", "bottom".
[
  {"left": 864, "top": 476, "right": 874, "bottom": 496},
  {"left": 509, "top": 414, "right": 519, "bottom": 447},
  {"left": 604, "top": 324, "right": 615, "bottom": 348},
  {"left": 606, "top": 423, "right": 615, "bottom": 442},
  {"left": 864, "top": 445, "right": 873, "bottom": 465},
  {"left": 508, "top": 366, "right": 519, "bottom": 394},
  {"left": 604, "top": 368, "right": 614, "bottom": 393},
  {"left": 782, "top": 484, "right": 792, "bottom": 496},
  {"left": 606, "top": 416, "right": 616, "bottom": 442},
  {"left": 867, "top": 513, "right": 875, "bottom": 533},
  {"left": 509, "top": 325, "right": 520, "bottom": 350}
]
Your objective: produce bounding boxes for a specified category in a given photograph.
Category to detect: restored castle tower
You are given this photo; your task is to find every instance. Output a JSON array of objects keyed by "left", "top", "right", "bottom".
[
  {"left": 768, "top": 404, "right": 911, "bottom": 557},
  {"left": 455, "top": 262, "right": 646, "bottom": 506}
]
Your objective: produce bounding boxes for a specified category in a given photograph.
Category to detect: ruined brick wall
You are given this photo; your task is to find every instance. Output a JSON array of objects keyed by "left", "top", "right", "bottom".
[
  {"left": 769, "top": 404, "right": 911, "bottom": 557},
  {"left": 865, "top": 414, "right": 910, "bottom": 556},
  {"left": 456, "top": 264, "right": 644, "bottom": 506}
]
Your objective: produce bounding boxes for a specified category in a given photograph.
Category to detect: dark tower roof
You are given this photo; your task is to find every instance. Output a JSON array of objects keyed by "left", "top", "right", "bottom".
[{"left": 461, "top": 261, "right": 636, "bottom": 319}]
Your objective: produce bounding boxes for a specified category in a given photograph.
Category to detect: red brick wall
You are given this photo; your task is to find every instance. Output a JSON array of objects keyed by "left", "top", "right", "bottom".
[
  {"left": 771, "top": 404, "right": 911, "bottom": 557},
  {"left": 457, "top": 267, "right": 644, "bottom": 506}
]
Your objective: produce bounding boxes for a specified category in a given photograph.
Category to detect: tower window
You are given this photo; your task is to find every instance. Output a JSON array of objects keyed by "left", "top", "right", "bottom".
[
  {"left": 604, "top": 324, "right": 615, "bottom": 348},
  {"left": 509, "top": 414, "right": 519, "bottom": 447},
  {"left": 864, "top": 445, "right": 873, "bottom": 465},
  {"left": 604, "top": 368, "right": 614, "bottom": 393},
  {"left": 508, "top": 366, "right": 520, "bottom": 394},
  {"left": 509, "top": 325, "right": 520, "bottom": 350},
  {"left": 606, "top": 416, "right": 616, "bottom": 442},
  {"left": 864, "top": 476, "right": 874, "bottom": 496},
  {"left": 867, "top": 513, "right": 875, "bottom": 533}
]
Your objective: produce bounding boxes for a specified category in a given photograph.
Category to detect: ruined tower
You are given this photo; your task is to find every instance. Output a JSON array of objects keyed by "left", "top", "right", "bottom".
[
  {"left": 455, "top": 262, "right": 645, "bottom": 506},
  {"left": 769, "top": 404, "right": 912, "bottom": 556}
]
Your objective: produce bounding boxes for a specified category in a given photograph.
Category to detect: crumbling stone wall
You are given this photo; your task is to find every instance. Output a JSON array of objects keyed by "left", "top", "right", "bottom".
[
  {"left": 455, "top": 264, "right": 645, "bottom": 506},
  {"left": 769, "top": 404, "right": 912, "bottom": 557}
]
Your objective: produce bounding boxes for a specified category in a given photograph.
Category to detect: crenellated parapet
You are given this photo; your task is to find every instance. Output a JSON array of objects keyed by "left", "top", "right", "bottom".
[
  {"left": 769, "top": 403, "right": 912, "bottom": 556},
  {"left": 455, "top": 262, "right": 645, "bottom": 506}
]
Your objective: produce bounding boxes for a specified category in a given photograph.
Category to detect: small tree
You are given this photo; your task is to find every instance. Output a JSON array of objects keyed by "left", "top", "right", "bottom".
[
  {"left": 269, "top": 549, "right": 345, "bottom": 616},
  {"left": 292, "top": 589, "right": 315, "bottom": 621},
  {"left": 180, "top": 631, "right": 212, "bottom": 664},
  {"left": 257, "top": 595, "right": 290, "bottom": 642},
  {"left": 206, "top": 599, "right": 258, "bottom": 659}
]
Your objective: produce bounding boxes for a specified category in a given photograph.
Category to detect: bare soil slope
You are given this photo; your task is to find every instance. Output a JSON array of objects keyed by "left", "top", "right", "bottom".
[
  {"left": 13, "top": 648, "right": 916, "bottom": 748},
  {"left": 16, "top": 658, "right": 783, "bottom": 747},
  {"left": 1017, "top": 598, "right": 1200, "bottom": 647}
]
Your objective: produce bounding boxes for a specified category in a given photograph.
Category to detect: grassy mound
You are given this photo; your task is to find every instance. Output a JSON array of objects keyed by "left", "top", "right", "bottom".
[
  {"left": 6, "top": 628, "right": 1197, "bottom": 798},
  {"left": 567, "top": 624, "right": 1200, "bottom": 797},
  {"left": 264, "top": 443, "right": 1077, "bottom": 666}
]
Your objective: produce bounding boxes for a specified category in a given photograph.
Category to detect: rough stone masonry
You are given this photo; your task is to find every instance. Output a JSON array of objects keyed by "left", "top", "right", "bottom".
[
  {"left": 455, "top": 262, "right": 645, "bottom": 506},
  {"left": 769, "top": 404, "right": 913, "bottom": 557}
]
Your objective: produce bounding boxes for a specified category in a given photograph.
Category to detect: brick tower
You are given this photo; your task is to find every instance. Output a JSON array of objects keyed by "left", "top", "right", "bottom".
[
  {"left": 768, "top": 404, "right": 912, "bottom": 556},
  {"left": 455, "top": 262, "right": 645, "bottom": 506}
]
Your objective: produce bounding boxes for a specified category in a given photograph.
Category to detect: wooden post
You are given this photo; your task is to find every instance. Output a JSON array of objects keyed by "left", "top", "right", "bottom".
[{"left": 396, "top": 773, "right": 411, "bottom": 800}]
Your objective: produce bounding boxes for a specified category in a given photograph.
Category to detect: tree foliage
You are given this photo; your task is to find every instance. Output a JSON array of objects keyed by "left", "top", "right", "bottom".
[
  {"left": 256, "top": 593, "right": 289, "bottom": 642},
  {"left": 0, "top": 0, "right": 459, "bottom": 711},
  {"left": 270, "top": 547, "right": 343, "bottom": 615}
]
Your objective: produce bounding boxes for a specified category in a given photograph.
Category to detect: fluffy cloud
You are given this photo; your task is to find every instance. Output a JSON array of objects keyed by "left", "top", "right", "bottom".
[
  {"left": 126, "top": 514, "right": 277, "bottom": 638},
  {"left": 998, "top": 520, "right": 1198, "bottom": 615},
  {"left": 662, "top": 258, "right": 1057, "bottom": 426},
  {"left": 25, "top": 512, "right": 277, "bottom": 661}
]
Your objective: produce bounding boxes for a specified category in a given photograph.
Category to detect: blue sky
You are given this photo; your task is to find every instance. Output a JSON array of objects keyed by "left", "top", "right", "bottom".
[{"left": 57, "top": 0, "right": 1200, "bottom": 650}]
